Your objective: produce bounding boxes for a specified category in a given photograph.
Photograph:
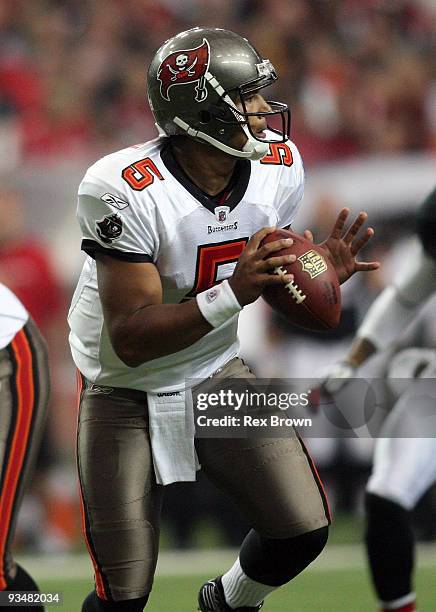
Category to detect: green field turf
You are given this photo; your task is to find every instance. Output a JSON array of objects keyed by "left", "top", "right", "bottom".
[{"left": 39, "top": 567, "right": 436, "bottom": 611}]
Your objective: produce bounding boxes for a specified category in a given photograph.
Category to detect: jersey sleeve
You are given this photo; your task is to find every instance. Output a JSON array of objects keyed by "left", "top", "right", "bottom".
[
  {"left": 357, "top": 246, "right": 436, "bottom": 350},
  {"left": 274, "top": 142, "right": 305, "bottom": 228},
  {"left": 77, "top": 168, "right": 158, "bottom": 263}
]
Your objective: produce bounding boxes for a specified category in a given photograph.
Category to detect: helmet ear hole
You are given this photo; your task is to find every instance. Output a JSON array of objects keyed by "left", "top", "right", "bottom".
[{"left": 199, "top": 111, "right": 212, "bottom": 124}]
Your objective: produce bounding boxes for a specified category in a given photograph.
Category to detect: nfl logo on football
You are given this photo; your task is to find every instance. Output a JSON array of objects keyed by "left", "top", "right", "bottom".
[
  {"left": 298, "top": 250, "right": 327, "bottom": 279},
  {"left": 215, "top": 206, "right": 230, "bottom": 224}
]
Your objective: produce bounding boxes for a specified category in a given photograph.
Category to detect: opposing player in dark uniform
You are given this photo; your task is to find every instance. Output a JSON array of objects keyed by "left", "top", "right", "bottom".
[
  {"left": 68, "top": 28, "right": 379, "bottom": 612},
  {"left": 0, "top": 283, "right": 49, "bottom": 610},
  {"left": 320, "top": 187, "right": 436, "bottom": 612}
]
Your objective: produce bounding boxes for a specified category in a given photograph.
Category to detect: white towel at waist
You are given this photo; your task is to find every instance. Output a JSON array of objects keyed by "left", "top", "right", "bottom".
[{"left": 147, "top": 388, "right": 200, "bottom": 485}]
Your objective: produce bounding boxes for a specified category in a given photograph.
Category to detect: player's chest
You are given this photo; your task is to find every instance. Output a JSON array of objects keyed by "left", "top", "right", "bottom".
[{"left": 155, "top": 200, "right": 276, "bottom": 300}]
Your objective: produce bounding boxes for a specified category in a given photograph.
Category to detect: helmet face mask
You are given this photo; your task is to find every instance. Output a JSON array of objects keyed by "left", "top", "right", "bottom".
[
  {"left": 224, "top": 95, "right": 291, "bottom": 145},
  {"left": 147, "top": 28, "right": 290, "bottom": 160}
]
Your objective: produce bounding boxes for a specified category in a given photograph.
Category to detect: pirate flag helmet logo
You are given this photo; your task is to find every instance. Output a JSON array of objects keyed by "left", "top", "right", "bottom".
[{"left": 157, "top": 39, "right": 210, "bottom": 102}]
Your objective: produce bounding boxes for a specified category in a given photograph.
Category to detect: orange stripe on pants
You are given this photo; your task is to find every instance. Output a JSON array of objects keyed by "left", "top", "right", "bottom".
[
  {"left": 298, "top": 434, "right": 332, "bottom": 524},
  {"left": 0, "top": 330, "right": 34, "bottom": 589},
  {"left": 75, "top": 372, "right": 107, "bottom": 600}
]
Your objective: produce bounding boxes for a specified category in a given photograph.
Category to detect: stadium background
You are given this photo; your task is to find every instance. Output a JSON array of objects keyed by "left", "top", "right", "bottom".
[{"left": 0, "top": 0, "right": 435, "bottom": 609}]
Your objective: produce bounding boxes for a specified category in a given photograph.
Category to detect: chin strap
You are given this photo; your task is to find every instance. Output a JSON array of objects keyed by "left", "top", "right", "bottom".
[{"left": 172, "top": 116, "right": 269, "bottom": 160}]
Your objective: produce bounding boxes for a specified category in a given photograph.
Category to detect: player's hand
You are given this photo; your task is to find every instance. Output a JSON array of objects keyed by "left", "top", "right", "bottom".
[
  {"left": 308, "top": 360, "right": 356, "bottom": 412},
  {"left": 303, "top": 208, "right": 380, "bottom": 284},
  {"left": 229, "top": 227, "right": 296, "bottom": 306}
]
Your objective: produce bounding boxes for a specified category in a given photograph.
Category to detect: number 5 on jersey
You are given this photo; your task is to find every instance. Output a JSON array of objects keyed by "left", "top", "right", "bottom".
[
  {"left": 260, "top": 142, "right": 293, "bottom": 167},
  {"left": 122, "top": 158, "right": 164, "bottom": 191},
  {"left": 185, "top": 238, "right": 248, "bottom": 299}
]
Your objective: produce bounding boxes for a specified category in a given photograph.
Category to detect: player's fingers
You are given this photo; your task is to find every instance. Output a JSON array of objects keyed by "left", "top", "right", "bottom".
[
  {"left": 303, "top": 229, "right": 314, "bottom": 243},
  {"left": 350, "top": 227, "right": 374, "bottom": 256},
  {"left": 343, "top": 212, "right": 367, "bottom": 245},
  {"left": 329, "top": 208, "right": 350, "bottom": 240},
  {"left": 257, "top": 238, "right": 293, "bottom": 259},
  {"left": 354, "top": 261, "right": 381, "bottom": 272},
  {"left": 247, "top": 226, "right": 277, "bottom": 252},
  {"left": 259, "top": 254, "right": 296, "bottom": 271}
]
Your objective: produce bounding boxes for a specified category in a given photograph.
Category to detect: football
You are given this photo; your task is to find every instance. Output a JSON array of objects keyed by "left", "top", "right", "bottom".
[{"left": 261, "top": 228, "right": 341, "bottom": 331}]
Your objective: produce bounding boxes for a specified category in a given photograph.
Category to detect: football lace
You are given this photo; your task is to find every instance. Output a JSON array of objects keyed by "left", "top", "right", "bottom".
[{"left": 273, "top": 266, "right": 307, "bottom": 304}]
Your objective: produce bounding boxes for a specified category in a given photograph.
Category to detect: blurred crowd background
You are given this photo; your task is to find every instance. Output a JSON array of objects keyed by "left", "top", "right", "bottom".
[
  {"left": 1, "top": 0, "right": 436, "bottom": 163},
  {"left": 0, "top": 0, "right": 435, "bottom": 553}
]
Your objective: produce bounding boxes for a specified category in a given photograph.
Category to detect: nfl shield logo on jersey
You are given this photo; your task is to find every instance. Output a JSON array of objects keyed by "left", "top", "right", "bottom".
[{"left": 215, "top": 206, "right": 230, "bottom": 224}]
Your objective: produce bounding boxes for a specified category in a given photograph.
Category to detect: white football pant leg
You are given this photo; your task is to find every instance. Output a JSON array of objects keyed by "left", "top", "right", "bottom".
[{"left": 367, "top": 374, "right": 436, "bottom": 510}]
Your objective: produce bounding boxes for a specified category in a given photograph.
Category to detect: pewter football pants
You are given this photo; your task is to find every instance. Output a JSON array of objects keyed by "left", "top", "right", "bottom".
[
  {"left": 76, "top": 358, "right": 330, "bottom": 602},
  {"left": 0, "top": 318, "right": 49, "bottom": 589}
]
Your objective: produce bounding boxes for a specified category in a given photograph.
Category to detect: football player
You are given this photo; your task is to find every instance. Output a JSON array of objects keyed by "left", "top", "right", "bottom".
[
  {"left": 0, "top": 283, "right": 49, "bottom": 610},
  {"left": 68, "top": 28, "right": 379, "bottom": 612},
  {"left": 320, "top": 187, "right": 436, "bottom": 612}
]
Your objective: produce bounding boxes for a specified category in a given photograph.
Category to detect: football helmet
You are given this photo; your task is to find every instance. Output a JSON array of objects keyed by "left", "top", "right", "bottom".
[{"left": 147, "top": 27, "right": 290, "bottom": 160}]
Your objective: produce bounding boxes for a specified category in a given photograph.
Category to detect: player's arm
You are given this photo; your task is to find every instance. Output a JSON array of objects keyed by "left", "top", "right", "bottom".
[
  {"left": 321, "top": 248, "right": 436, "bottom": 394},
  {"left": 350, "top": 248, "right": 436, "bottom": 363},
  {"left": 97, "top": 228, "right": 296, "bottom": 367},
  {"left": 332, "top": 187, "right": 436, "bottom": 369}
]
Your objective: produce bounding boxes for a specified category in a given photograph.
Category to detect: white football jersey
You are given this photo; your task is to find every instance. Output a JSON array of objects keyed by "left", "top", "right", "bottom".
[
  {"left": 0, "top": 283, "right": 28, "bottom": 349},
  {"left": 68, "top": 134, "right": 305, "bottom": 392}
]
